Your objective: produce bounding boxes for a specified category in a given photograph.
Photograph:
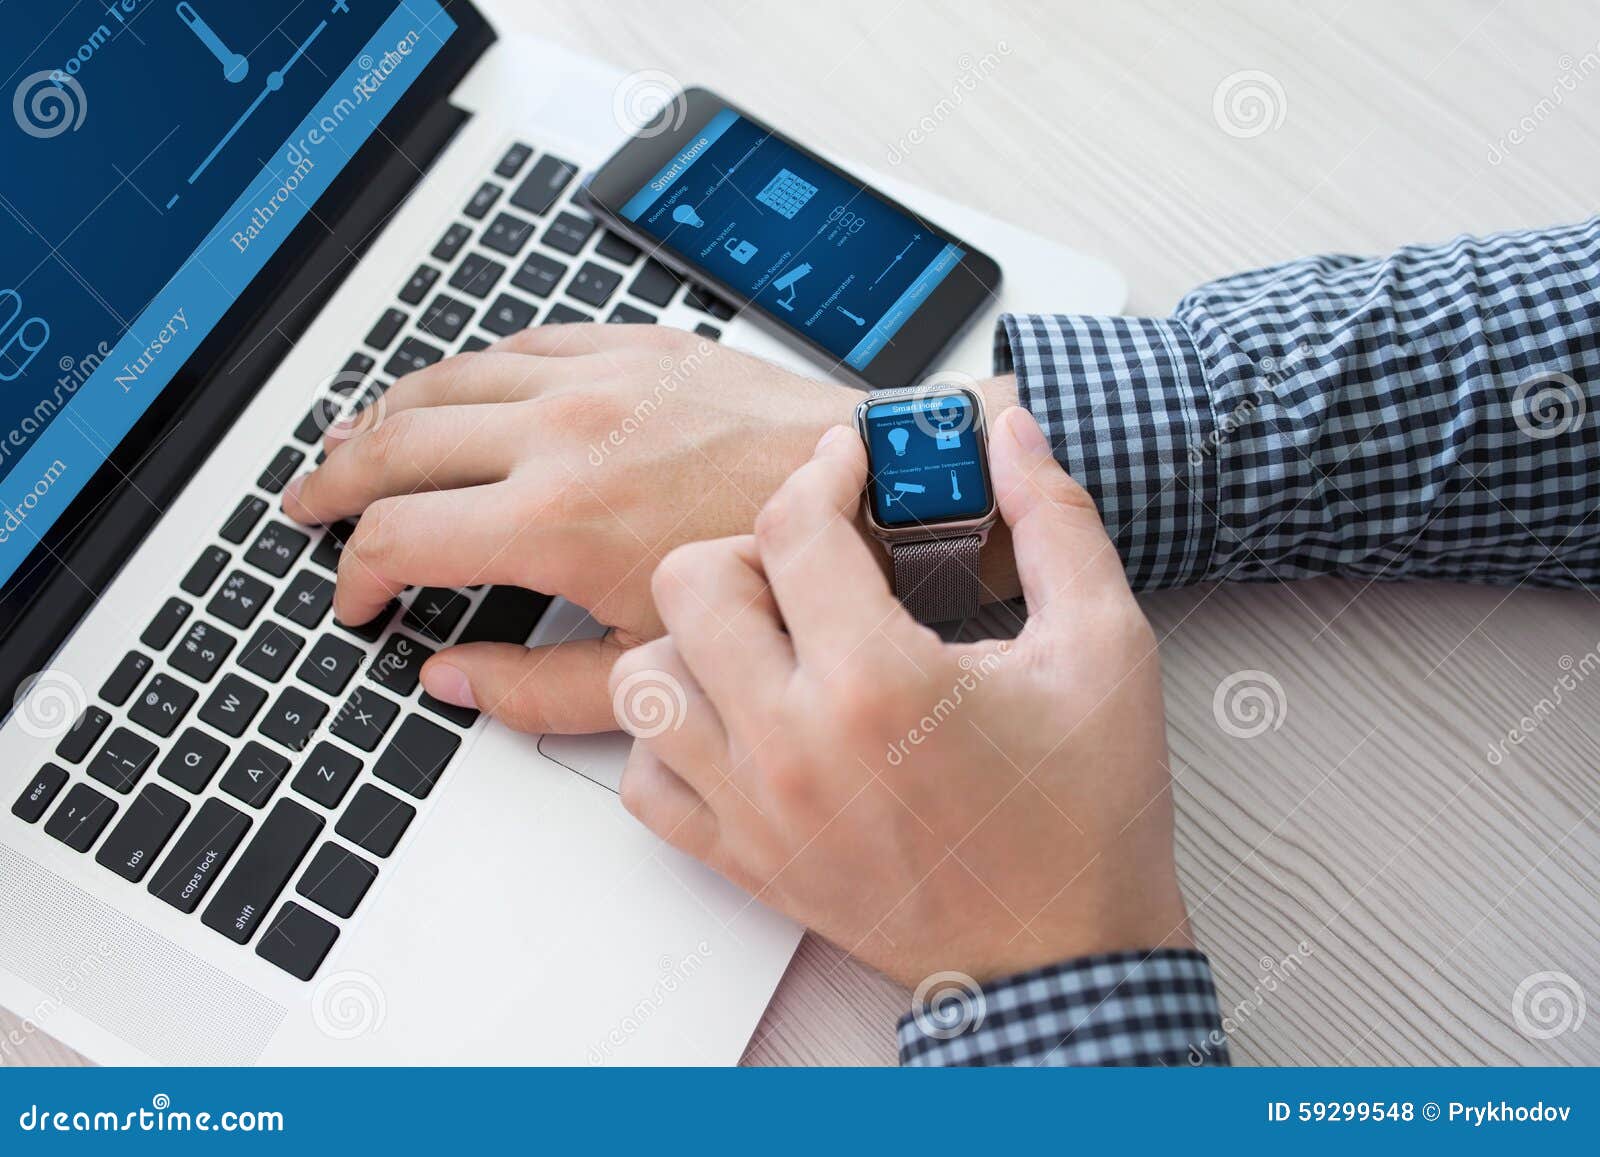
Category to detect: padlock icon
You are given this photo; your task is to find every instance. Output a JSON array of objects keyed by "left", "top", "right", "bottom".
[{"left": 724, "top": 237, "right": 758, "bottom": 264}]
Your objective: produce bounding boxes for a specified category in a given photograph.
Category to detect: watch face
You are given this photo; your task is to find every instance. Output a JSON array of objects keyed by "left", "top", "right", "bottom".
[{"left": 862, "top": 390, "right": 994, "bottom": 530}]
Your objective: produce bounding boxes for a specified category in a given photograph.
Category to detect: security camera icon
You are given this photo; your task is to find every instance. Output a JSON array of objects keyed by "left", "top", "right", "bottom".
[{"left": 0, "top": 289, "right": 49, "bottom": 383}]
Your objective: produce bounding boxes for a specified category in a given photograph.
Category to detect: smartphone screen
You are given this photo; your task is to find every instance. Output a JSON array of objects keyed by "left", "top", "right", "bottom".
[{"left": 611, "top": 106, "right": 975, "bottom": 375}]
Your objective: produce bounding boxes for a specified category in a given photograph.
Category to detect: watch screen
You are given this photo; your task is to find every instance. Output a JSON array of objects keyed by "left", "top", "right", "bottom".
[{"left": 864, "top": 392, "right": 992, "bottom": 529}]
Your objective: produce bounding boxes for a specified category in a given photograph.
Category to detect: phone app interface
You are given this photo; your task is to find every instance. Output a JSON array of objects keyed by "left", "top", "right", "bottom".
[
  {"left": 0, "top": 1, "right": 456, "bottom": 588},
  {"left": 619, "top": 108, "right": 965, "bottom": 371},
  {"left": 864, "top": 393, "right": 991, "bottom": 528}
]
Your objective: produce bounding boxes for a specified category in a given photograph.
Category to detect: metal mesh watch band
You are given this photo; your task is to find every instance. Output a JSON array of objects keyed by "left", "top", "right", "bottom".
[{"left": 891, "top": 535, "right": 984, "bottom": 624}]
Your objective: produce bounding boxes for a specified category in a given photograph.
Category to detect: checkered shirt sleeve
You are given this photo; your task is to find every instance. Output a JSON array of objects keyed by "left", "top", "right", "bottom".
[
  {"left": 898, "top": 949, "right": 1228, "bottom": 1067},
  {"left": 996, "top": 216, "right": 1600, "bottom": 590}
]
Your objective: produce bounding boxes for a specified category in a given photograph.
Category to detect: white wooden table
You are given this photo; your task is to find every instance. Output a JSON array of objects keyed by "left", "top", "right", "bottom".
[{"left": 8, "top": 0, "right": 1598, "bottom": 1067}]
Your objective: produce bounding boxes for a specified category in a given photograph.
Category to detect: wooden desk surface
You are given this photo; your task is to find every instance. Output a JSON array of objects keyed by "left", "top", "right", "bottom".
[{"left": 8, "top": 0, "right": 1598, "bottom": 1067}]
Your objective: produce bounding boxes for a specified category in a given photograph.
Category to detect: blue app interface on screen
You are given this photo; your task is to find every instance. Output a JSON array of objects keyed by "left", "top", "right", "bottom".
[
  {"left": 620, "top": 108, "right": 965, "bottom": 371},
  {"left": 864, "top": 393, "right": 990, "bottom": 528},
  {"left": 0, "top": 1, "right": 456, "bottom": 588}
]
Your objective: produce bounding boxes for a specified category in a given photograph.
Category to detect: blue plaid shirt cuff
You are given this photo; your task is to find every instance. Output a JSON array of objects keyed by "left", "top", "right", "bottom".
[{"left": 897, "top": 949, "right": 1230, "bottom": 1067}]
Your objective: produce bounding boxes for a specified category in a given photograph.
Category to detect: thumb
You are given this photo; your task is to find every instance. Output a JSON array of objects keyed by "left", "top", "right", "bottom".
[
  {"left": 419, "top": 634, "right": 637, "bottom": 734},
  {"left": 987, "top": 405, "right": 1131, "bottom": 625}
]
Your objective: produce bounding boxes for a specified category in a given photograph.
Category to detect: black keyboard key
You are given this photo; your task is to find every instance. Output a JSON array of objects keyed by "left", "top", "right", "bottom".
[
  {"left": 510, "top": 153, "right": 577, "bottom": 216},
  {"left": 331, "top": 687, "right": 399, "bottom": 752},
  {"left": 420, "top": 692, "right": 478, "bottom": 728},
  {"left": 96, "top": 783, "right": 189, "bottom": 883},
  {"left": 180, "top": 545, "right": 230, "bottom": 596},
  {"left": 291, "top": 741, "right": 363, "bottom": 809},
  {"left": 257, "top": 445, "right": 305, "bottom": 493},
  {"left": 459, "top": 335, "right": 490, "bottom": 353},
  {"left": 364, "top": 307, "right": 408, "bottom": 351},
  {"left": 459, "top": 586, "right": 553, "bottom": 646},
  {"left": 294, "top": 396, "right": 343, "bottom": 444},
  {"left": 482, "top": 211, "right": 535, "bottom": 257},
  {"left": 86, "top": 727, "right": 158, "bottom": 794},
  {"left": 398, "top": 264, "right": 441, "bottom": 306},
  {"left": 336, "top": 784, "right": 415, "bottom": 858},
  {"left": 404, "top": 588, "right": 470, "bottom": 643},
  {"left": 238, "top": 621, "right": 305, "bottom": 683},
  {"left": 220, "top": 495, "right": 269, "bottom": 544},
  {"left": 694, "top": 322, "right": 722, "bottom": 341},
  {"left": 310, "top": 519, "right": 356, "bottom": 571},
  {"left": 464, "top": 180, "right": 503, "bottom": 220},
  {"left": 448, "top": 252, "right": 506, "bottom": 299},
  {"left": 127, "top": 673, "right": 197, "bottom": 738},
  {"left": 544, "top": 210, "right": 596, "bottom": 256},
  {"left": 685, "top": 284, "right": 737, "bottom": 320},
  {"left": 608, "top": 303, "right": 656, "bottom": 325},
  {"left": 336, "top": 599, "right": 397, "bottom": 644},
  {"left": 55, "top": 706, "right": 111, "bottom": 764},
  {"left": 100, "top": 651, "right": 152, "bottom": 706},
  {"left": 276, "top": 569, "right": 335, "bottom": 629},
  {"left": 418, "top": 293, "right": 474, "bottom": 342},
  {"left": 368, "top": 634, "right": 433, "bottom": 696},
  {"left": 12, "top": 763, "right": 68, "bottom": 823},
  {"left": 44, "top": 784, "right": 117, "bottom": 852},
  {"left": 298, "top": 634, "right": 365, "bottom": 696},
  {"left": 628, "top": 259, "right": 680, "bottom": 307},
  {"left": 383, "top": 336, "right": 445, "bottom": 379},
  {"left": 432, "top": 222, "right": 471, "bottom": 262},
  {"left": 481, "top": 292, "right": 537, "bottom": 336},
  {"left": 373, "top": 715, "right": 460, "bottom": 800},
  {"left": 594, "top": 231, "right": 641, "bottom": 265},
  {"left": 511, "top": 251, "right": 566, "bottom": 298},
  {"left": 207, "top": 570, "right": 272, "bottom": 629},
  {"left": 219, "top": 740, "right": 291, "bottom": 809},
  {"left": 297, "top": 843, "right": 378, "bottom": 918},
  {"left": 148, "top": 798, "right": 251, "bottom": 913},
  {"left": 203, "top": 798, "right": 324, "bottom": 945},
  {"left": 141, "top": 597, "right": 193, "bottom": 650},
  {"left": 543, "top": 302, "right": 591, "bottom": 325},
  {"left": 157, "top": 727, "right": 229, "bottom": 793},
  {"left": 170, "top": 619, "right": 236, "bottom": 684},
  {"left": 199, "top": 673, "right": 269, "bottom": 737},
  {"left": 259, "top": 686, "right": 327, "bottom": 753},
  {"left": 335, "top": 352, "right": 376, "bottom": 393},
  {"left": 244, "top": 521, "right": 310, "bottom": 579},
  {"left": 567, "top": 262, "right": 622, "bottom": 308},
  {"left": 256, "top": 901, "right": 339, "bottom": 981},
  {"left": 495, "top": 141, "right": 533, "bottom": 179}
]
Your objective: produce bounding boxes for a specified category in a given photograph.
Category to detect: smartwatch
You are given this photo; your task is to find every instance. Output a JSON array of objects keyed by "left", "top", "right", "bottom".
[{"left": 856, "top": 384, "right": 998, "bottom": 624}]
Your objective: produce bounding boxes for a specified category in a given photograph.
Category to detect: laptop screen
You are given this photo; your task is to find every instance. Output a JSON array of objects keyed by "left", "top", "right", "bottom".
[{"left": 0, "top": 1, "right": 457, "bottom": 590}]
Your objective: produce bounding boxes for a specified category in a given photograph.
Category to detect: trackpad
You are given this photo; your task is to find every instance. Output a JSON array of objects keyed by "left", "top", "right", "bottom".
[{"left": 537, "top": 731, "right": 631, "bottom": 793}]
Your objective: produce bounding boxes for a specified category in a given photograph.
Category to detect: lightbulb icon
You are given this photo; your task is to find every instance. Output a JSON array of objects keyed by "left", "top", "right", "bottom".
[{"left": 887, "top": 427, "right": 910, "bottom": 456}]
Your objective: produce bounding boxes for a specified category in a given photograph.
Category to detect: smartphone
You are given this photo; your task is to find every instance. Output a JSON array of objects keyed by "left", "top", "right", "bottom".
[{"left": 581, "top": 87, "right": 1002, "bottom": 389}]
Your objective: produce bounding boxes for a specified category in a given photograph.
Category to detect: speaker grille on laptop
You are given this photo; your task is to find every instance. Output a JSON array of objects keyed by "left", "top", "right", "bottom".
[{"left": 0, "top": 844, "right": 285, "bottom": 1064}]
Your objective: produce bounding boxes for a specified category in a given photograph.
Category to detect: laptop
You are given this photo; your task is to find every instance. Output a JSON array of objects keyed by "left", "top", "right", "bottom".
[{"left": 0, "top": 1, "right": 1124, "bottom": 1065}]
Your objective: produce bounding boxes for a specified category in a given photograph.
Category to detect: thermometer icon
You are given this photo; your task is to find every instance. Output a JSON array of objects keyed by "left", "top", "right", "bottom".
[{"left": 177, "top": 3, "right": 250, "bottom": 83}]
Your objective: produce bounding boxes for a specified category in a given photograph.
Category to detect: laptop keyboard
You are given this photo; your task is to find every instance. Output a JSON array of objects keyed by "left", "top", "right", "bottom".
[{"left": 8, "top": 138, "right": 737, "bottom": 984}]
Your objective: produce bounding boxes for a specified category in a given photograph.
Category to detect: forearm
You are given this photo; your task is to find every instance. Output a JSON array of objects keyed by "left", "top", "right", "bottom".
[{"left": 1000, "top": 218, "right": 1600, "bottom": 590}]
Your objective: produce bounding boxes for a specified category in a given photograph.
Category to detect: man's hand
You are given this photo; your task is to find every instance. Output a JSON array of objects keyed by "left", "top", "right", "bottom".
[
  {"left": 284, "top": 324, "right": 1018, "bottom": 733},
  {"left": 609, "top": 406, "right": 1192, "bottom": 988}
]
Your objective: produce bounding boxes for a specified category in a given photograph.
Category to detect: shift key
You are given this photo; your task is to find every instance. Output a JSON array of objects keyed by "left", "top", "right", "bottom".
[
  {"left": 202, "top": 799, "right": 324, "bottom": 945},
  {"left": 147, "top": 798, "right": 252, "bottom": 913}
]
